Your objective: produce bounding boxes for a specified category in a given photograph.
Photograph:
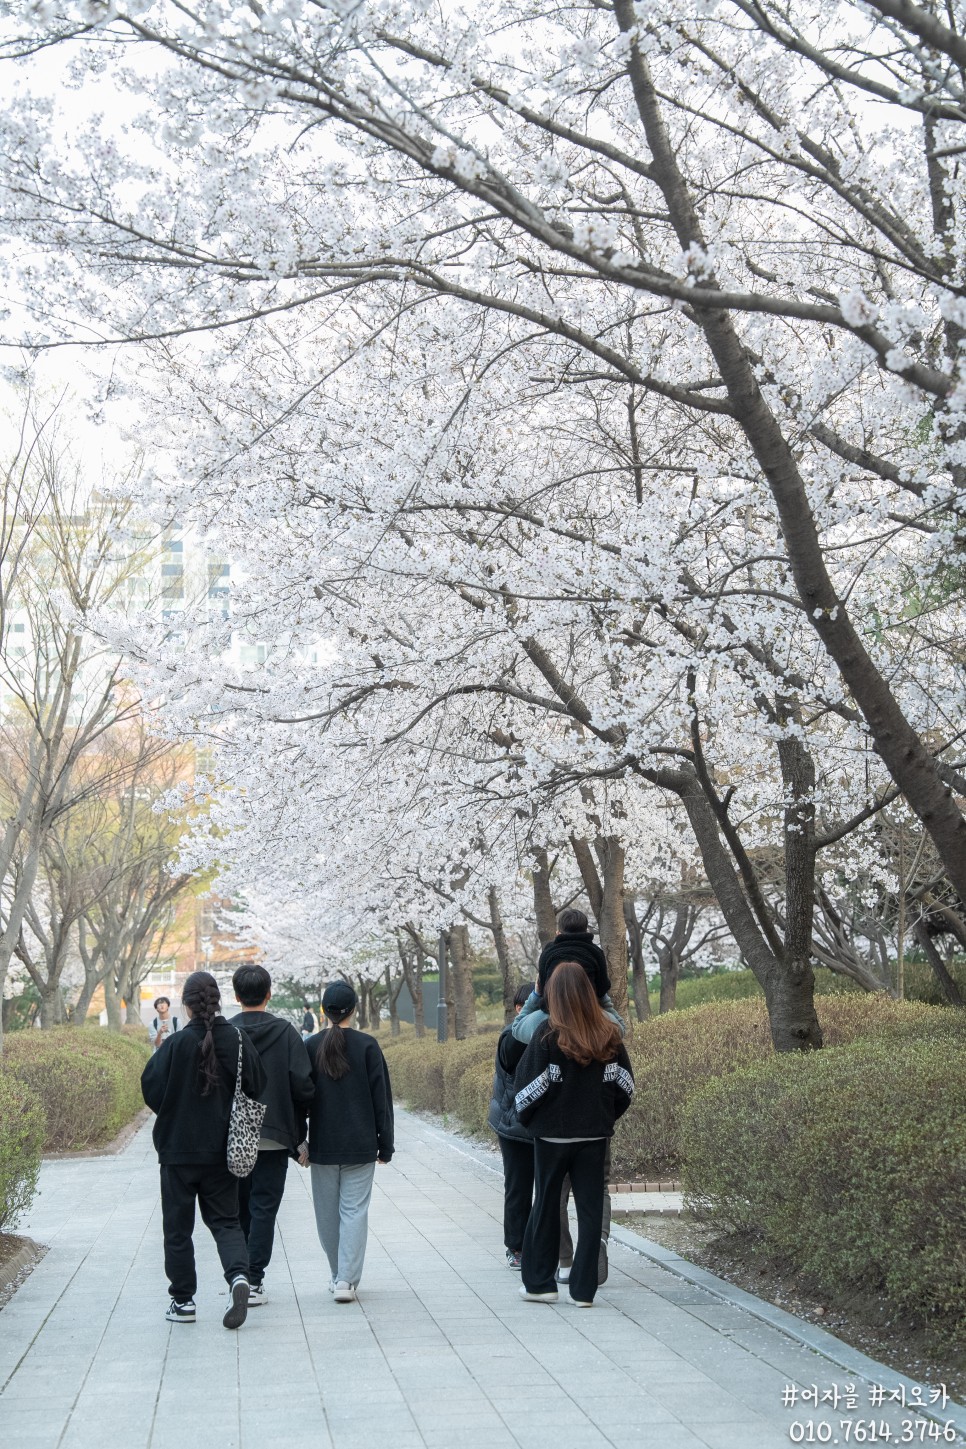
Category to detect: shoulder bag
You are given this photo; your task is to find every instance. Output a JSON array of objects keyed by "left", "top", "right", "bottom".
[{"left": 227, "top": 1028, "right": 267, "bottom": 1177}]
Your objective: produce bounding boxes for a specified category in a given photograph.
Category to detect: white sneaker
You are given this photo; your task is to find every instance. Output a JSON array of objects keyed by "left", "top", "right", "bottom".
[
  {"left": 333, "top": 1281, "right": 356, "bottom": 1303},
  {"left": 556, "top": 1265, "right": 571, "bottom": 1283},
  {"left": 248, "top": 1282, "right": 267, "bottom": 1307},
  {"left": 222, "top": 1276, "right": 249, "bottom": 1330},
  {"left": 327, "top": 1278, "right": 336, "bottom": 1295},
  {"left": 165, "top": 1298, "right": 196, "bottom": 1323},
  {"left": 519, "top": 1286, "right": 558, "bottom": 1303}
]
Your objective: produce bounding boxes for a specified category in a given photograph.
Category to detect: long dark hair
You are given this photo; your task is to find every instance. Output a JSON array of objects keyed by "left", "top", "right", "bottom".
[
  {"left": 545, "top": 961, "right": 622, "bottom": 1067},
  {"left": 182, "top": 970, "right": 223, "bottom": 1095},
  {"left": 315, "top": 1007, "right": 354, "bottom": 1079}
]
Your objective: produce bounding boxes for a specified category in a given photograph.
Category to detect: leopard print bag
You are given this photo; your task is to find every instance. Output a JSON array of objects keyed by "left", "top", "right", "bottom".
[{"left": 227, "top": 1028, "right": 267, "bottom": 1177}]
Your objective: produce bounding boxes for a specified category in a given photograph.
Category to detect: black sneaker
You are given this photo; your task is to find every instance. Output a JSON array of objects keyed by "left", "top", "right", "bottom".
[
  {"left": 223, "top": 1276, "right": 249, "bottom": 1330},
  {"left": 506, "top": 1249, "right": 522, "bottom": 1270},
  {"left": 165, "top": 1298, "right": 196, "bottom": 1323},
  {"left": 598, "top": 1238, "right": 608, "bottom": 1286}
]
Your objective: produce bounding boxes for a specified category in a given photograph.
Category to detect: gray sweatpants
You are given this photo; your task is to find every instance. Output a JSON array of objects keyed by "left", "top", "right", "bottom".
[{"left": 310, "top": 1161, "right": 376, "bottom": 1288}]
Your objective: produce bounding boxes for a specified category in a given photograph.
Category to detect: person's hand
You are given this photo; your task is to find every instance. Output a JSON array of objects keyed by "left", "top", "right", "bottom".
[
  {"left": 376, "top": 1156, "right": 390, "bottom": 1166},
  {"left": 297, "top": 1142, "right": 310, "bottom": 1167}
]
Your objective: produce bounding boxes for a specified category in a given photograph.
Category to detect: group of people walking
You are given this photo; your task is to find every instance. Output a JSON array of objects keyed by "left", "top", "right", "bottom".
[
  {"left": 139, "top": 907, "right": 633, "bottom": 1327},
  {"left": 140, "top": 966, "right": 393, "bottom": 1327}
]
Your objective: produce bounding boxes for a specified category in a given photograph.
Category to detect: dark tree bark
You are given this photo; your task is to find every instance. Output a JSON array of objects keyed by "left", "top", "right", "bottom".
[
  {"left": 570, "top": 833, "right": 631, "bottom": 1028},
  {"left": 487, "top": 885, "right": 517, "bottom": 1024},
  {"left": 531, "top": 847, "right": 558, "bottom": 947},
  {"left": 913, "top": 920, "right": 965, "bottom": 1007},
  {"left": 623, "top": 898, "right": 652, "bottom": 1021},
  {"left": 448, "top": 924, "right": 477, "bottom": 1038}
]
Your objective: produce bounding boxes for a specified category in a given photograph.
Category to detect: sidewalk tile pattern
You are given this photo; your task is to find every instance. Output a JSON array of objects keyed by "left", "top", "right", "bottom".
[{"left": 0, "top": 1107, "right": 958, "bottom": 1449}]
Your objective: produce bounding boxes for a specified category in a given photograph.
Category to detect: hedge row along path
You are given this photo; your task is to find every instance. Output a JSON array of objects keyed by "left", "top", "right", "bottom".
[{"left": 0, "top": 1109, "right": 961, "bottom": 1449}]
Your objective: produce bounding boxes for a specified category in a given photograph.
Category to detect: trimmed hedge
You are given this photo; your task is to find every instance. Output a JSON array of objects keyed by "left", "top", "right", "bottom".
[
  {"left": 612, "top": 995, "right": 953, "bottom": 1179},
  {"left": 380, "top": 998, "right": 961, "bottom": 1179},
  {"left": 647, "top": 961, "right": 966, "bottom": 1012},
  {"left": 383, "top": 1031, "right": 497, "bottom": 1123},
  {"left": 3, "top": 1028, "right": 151, "bottom": 1152},
  {"left": 681, "top": 1033, "right": 966, "bottom": 1338},
  {"left": 0, "top": 1072, "right": 46, "bottom": 1232}
]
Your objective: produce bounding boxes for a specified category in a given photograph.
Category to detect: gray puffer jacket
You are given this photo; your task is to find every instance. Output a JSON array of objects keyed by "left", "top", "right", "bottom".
[{"left": 487, "top": 1026, "right": 531, "bottom": 1143}]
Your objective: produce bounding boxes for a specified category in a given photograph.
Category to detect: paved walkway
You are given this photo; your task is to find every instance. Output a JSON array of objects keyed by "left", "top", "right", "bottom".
[{"left": 0, "top": 1109, "right": 961, "bottom": 1449}]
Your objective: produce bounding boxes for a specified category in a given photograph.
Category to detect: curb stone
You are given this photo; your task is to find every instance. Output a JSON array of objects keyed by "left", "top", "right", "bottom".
[
  {"left": 611, "top": 1222, "right": 966, "bottom": 1441},
  {"left": 0, "top": 1238, "right": 44, "bottom": 1298}
]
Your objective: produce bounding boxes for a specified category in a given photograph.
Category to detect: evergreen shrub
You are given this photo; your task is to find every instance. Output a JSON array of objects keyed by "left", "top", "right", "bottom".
[
  {"left": 681, "top": 1034, "right": 966, "bottom": 1338},
  {"left": 457, "top": 1060, "right": 495, "bottom": 1139},
  {"left": 0, "top": 1073, "right": 46, "bottom": 1231},
  {"left": 3, "top": 1028, "right": 150, "bottom": 1151},
  {"left": 612, "top": 995, "right": 947, "bottom": 1179}
]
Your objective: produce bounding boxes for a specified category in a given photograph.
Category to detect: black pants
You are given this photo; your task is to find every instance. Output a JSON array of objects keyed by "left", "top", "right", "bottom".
[
  {"left": 522, "top": 1139, "right": 607, "bottom": 1304},
  {"left": 559, "top": 1138, "right": 612, "bottom": 1270},
  {"left": 498, "top": 1135, "right": 535, "bottom": 1251},
  {"left": 238, "top": 1149, "right": 290, "bottom": 1284},
  {"left": 160, "top": 1163, "right": 249, "bottom": 1301}
]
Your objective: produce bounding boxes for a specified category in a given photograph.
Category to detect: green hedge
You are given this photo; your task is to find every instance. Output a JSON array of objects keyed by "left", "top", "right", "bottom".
[
  {"left": 381, "top": 998, "right": 960, "bottom": 1179},
  {"left": 0, "top": 1072, "right": 46, "bottom": 1232},
  {"left": 3, "top": 1028, "right": 151, "bottom": 1152},
  {"left": 383, "top": 1032, "right": 497, "bottom": 1124},
  {"left": 613, "top": 995, "right": 953, "bottom": 1179},
  {"left": 681, "top": 1032, "right": 966, "bottom": 1340},
  {"left": 647, "top": 962, "right": 966, "bottom": 1013}
]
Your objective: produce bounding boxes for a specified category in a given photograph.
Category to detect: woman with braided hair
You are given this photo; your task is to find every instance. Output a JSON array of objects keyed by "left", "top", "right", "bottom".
[{"left": 141, "top": 970, "right": 266, "bottom": 1328}]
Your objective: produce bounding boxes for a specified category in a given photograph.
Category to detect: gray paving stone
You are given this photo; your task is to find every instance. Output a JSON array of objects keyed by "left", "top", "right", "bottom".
[{"left": 1, "top": 1106, "right": 959, "bottom": 1449}]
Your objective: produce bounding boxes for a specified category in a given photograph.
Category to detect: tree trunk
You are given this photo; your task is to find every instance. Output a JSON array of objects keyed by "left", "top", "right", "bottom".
[
  {"left": 775, "top": 726, "right": 822, "bottom": 1049},
  {"left": 658, "top": 947, "right": 677, "bottom": 1013},
  {"left": 531, "top": 847, "right": 557, "bottom": 946},
  {"left": 39, "top": 985, "right": 60, "bottom": 1030},
  {"left": 595, "top": 837, "right": 630, "bottom": 1029},
  {"left": 449, "top": 924, "right": 477, "bottom": 1038},
  {"left": 487, "top": 886, "right": 517, "bottom": 1023},
  {"left": 104, "top": 979, "right": 123, "bottom": 1031},
  {"left": 623, "top": 899, "right": 651, "bottom": 1021},
  {"left": 666, "top": 763, "right": 821, "bottom": 1050},
  {"left": 72, "top": 978, "right": 97, "bottom": 1026},
  {"left": 385, "top": 964, "right": 400, "bottom": 1037},
  {"left": 356, "top": 986, "right": 368, "bottom": 1031},
  {"left": 913, "top": 921, "right": 965, "bottom": 1006}
]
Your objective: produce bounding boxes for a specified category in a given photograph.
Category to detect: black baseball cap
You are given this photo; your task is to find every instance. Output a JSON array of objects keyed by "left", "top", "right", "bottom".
[{"left": 322, "top": 981, "right": 357, "bottom": 1017}]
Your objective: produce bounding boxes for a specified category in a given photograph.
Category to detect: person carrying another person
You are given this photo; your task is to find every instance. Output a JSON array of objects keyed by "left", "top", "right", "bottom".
[
  {"left": 510, "top": 906, "right": 625, "bottom": 1283},
  {"left": 232, "top": 963, "right": 315, "bottom": 1307},
  {"left": 151, "top": 996, "right": 180, "bottom": 1052},
  {"left": 140, "top": 970, "right": 266, "bottom": 1329},
  {"left": 513, "top": 961, "right": 634, "bottom": 1307},
  {"left": 298, "top": 981, "right": 394, "bottom": 1303}
]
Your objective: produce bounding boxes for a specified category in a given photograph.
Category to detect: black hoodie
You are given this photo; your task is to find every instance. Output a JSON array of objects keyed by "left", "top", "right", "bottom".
[
  {"left": 536, "top": 930, "right": 610, "bottom": 997},
  {"left": 234, "top": 1010, "right": 315, "bottom": 1154},
  {"left": 302, "top": 1028, "right": 394, "bottom": 1165},
  {"left": 140, "top": 1016, "right": 266, "bottom": 1166}
]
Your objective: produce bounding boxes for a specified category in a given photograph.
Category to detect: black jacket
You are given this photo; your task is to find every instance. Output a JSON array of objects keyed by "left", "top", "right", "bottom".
[
  {"left": 234, "top": 1010, "right": 315, "bottom": 1155},
  {"left": 536, "top": 930, "right": 610, "bottom": 997},
  {"left": 513, "top": 1022, "right": 634, "bottom": 1139},
  {"left": 140, "top": 1016, "right": 266, "bottom": 1166},
  {"left": 487, "top": 1026, "right": 532, "bottom": 1143},
  {"left": 302, "top": 1028, "right": 394, "bottom": 1165}
]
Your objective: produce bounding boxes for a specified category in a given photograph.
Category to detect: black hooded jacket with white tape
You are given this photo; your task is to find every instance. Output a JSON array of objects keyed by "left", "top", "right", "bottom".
[{"left": 512, "top": 1021, "right": 635, "bottom": 1139}]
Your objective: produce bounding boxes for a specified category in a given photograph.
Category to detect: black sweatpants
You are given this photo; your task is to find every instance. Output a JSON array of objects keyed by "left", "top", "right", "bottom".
[
  {"left": 522, "top": 1138, "right": 607, "bottom": 1304},
  {"left": 238, "top": 1148, "right": 290, "bottom": 1285},
  {"left": 498, "top": 1135, "right": 534, "bottom": 1251},
  {"left": 160, "top": 1163, "right": 249, "bottom": 1301}
]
